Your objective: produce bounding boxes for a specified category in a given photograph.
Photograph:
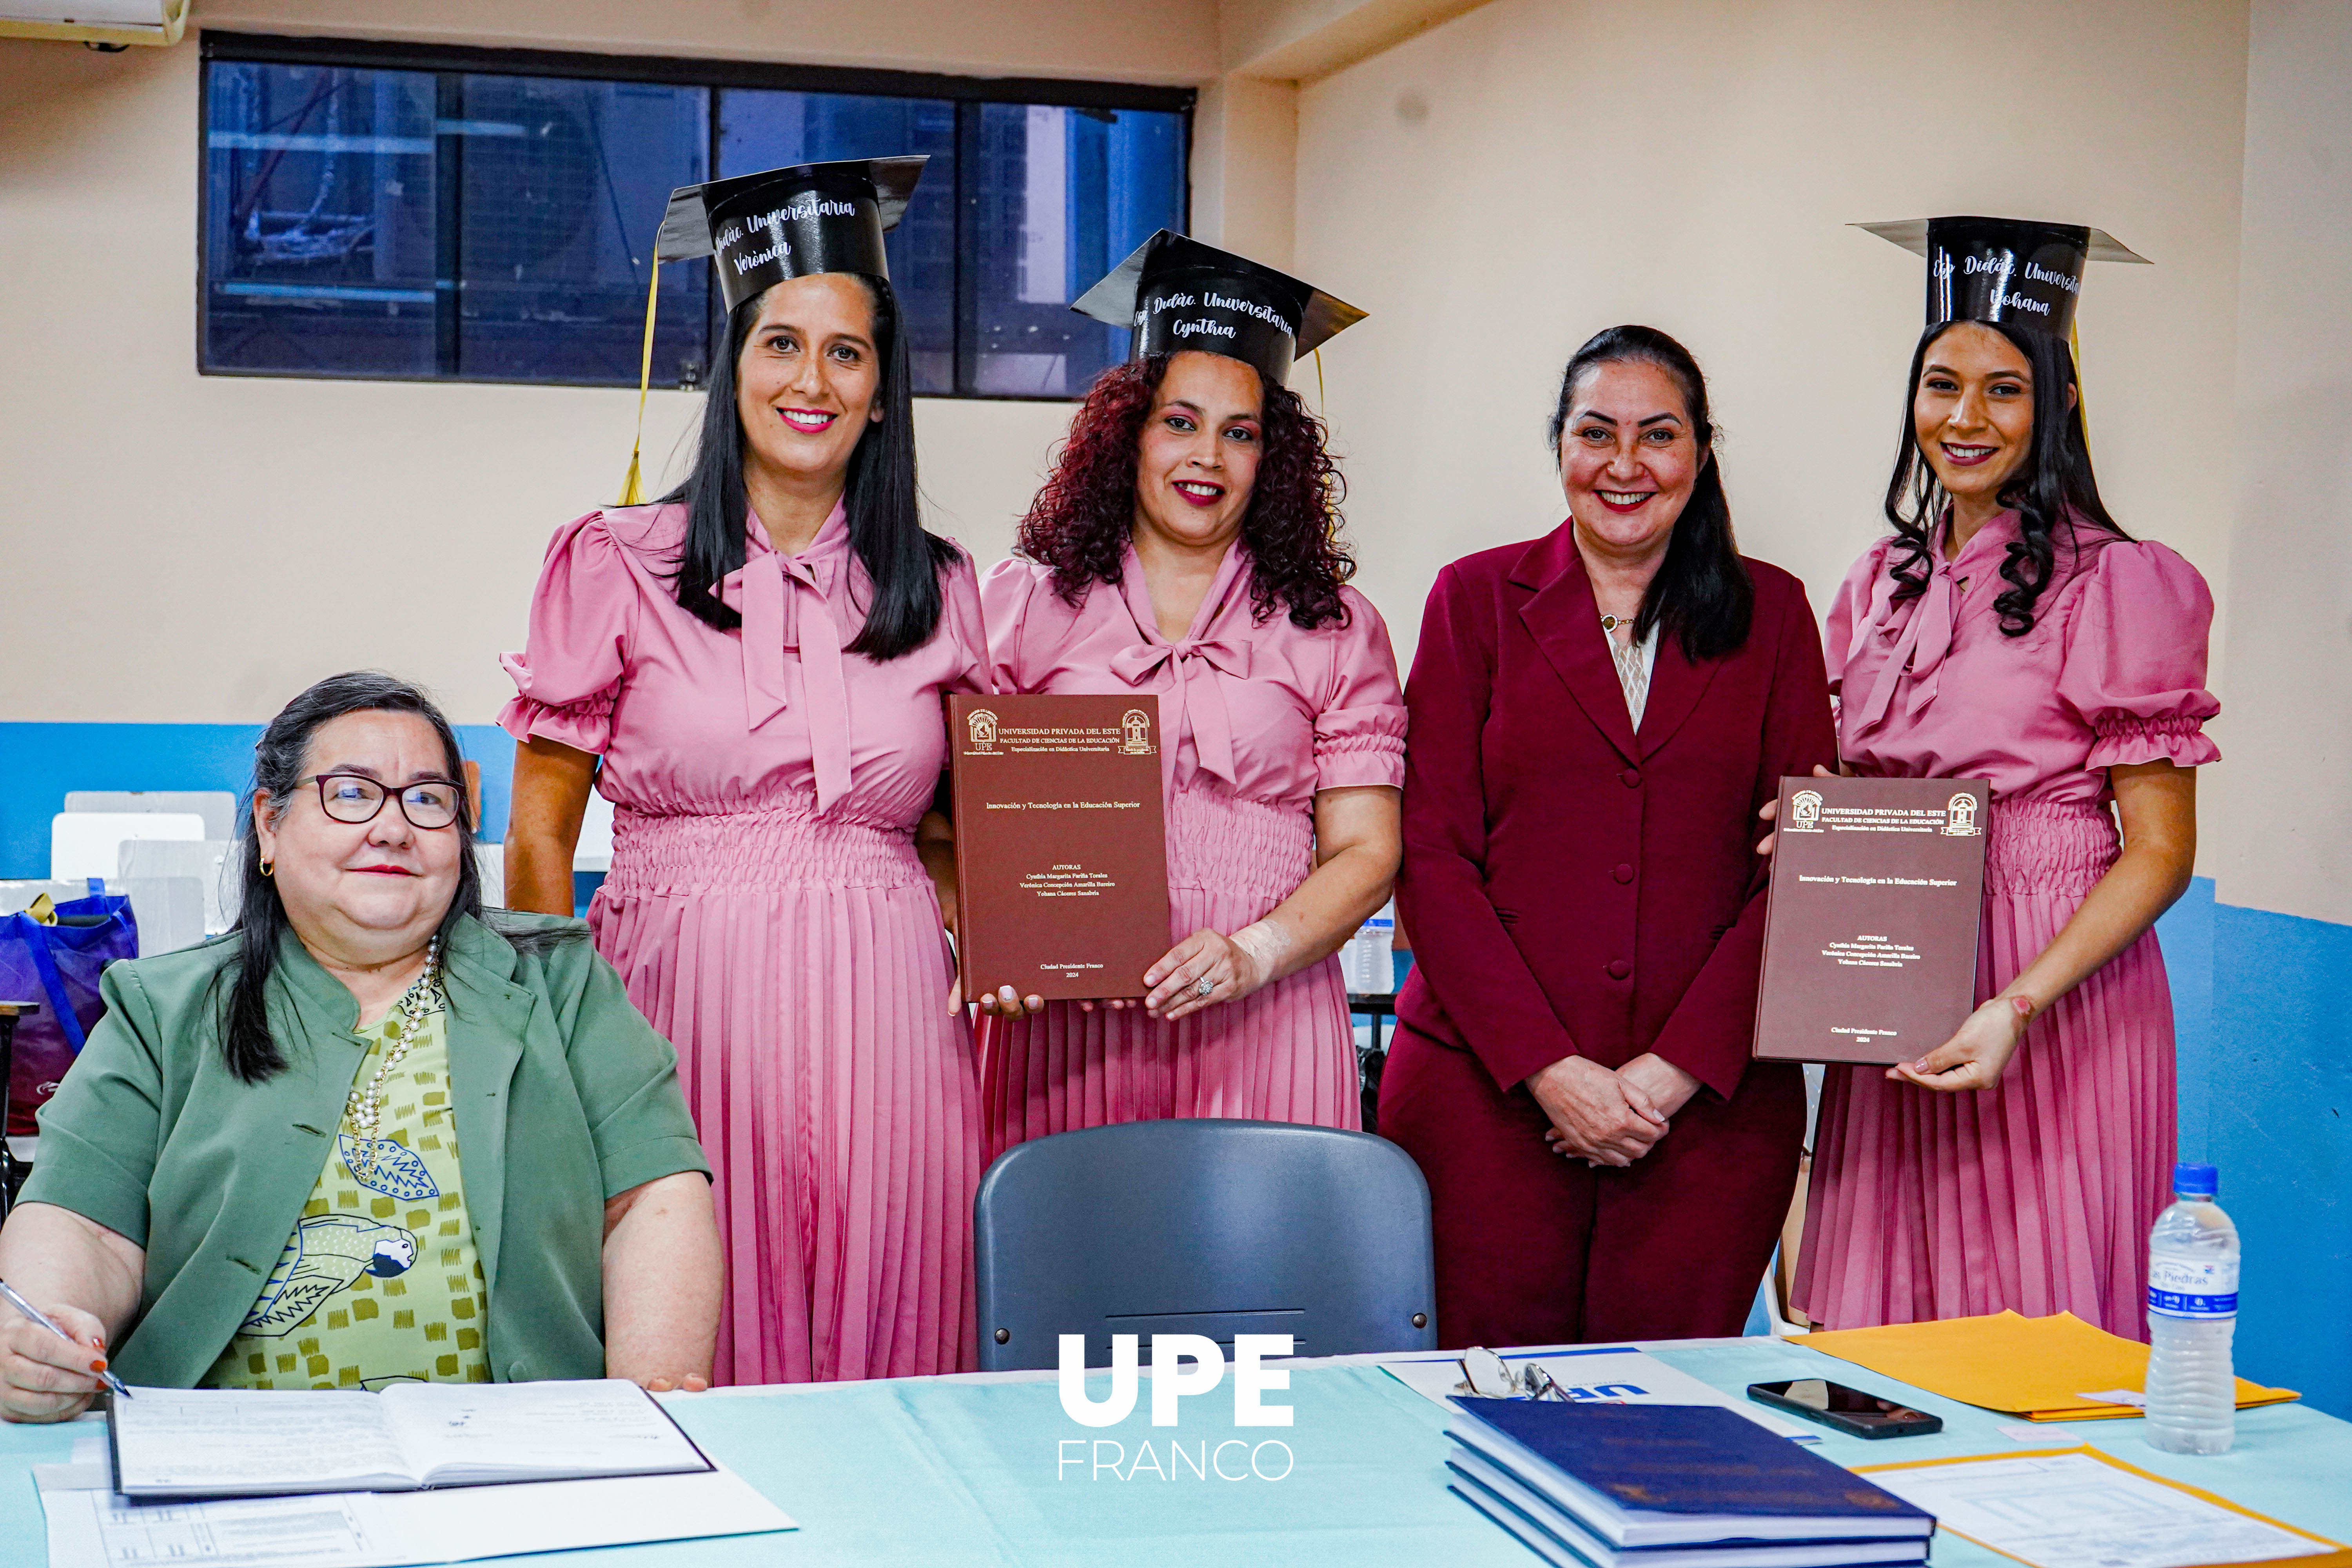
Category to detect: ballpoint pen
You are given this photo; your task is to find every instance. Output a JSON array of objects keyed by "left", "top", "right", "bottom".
[{"left": 0, "top": 1279, "right": 131, "bottom": 1401}]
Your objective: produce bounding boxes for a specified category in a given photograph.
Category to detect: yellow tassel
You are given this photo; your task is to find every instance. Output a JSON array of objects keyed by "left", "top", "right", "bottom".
[
  {"left": 619, "top": 259, "right": 662, "bottom": 507},
  {"left": 1313, "top": 346, "right": 1325, "bottom": 410}
]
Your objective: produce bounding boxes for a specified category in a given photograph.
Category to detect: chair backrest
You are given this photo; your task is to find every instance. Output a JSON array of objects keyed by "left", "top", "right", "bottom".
[
  {"left": 974, "top": 1118, "right": 1437, "bottom": 1372},
  {"left": 118, "top": 839, "right": 240, "bottom": 936},
  {"left": 64, "top": 791, "right": 239, "bottom": 841},
  {"left": 50, "top": 813, "right": 204, "bottom": 883}
]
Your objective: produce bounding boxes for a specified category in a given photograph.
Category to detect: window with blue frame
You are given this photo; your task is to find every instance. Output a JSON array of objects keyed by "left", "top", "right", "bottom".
[{"left": 199, "top": 35, "right": 1192, "bottom": 398}]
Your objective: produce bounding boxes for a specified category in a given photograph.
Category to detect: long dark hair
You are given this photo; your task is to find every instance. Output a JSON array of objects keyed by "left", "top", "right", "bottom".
[
  {"left": 1883, "top": 319, "right": 2129, "bottom": 635},
  {"left": 220, "top": 672, "right": 565, "bottom": 1083},
  {"left": 1548, "top": 325, "right": 1753, "bottom": 663},
  {"left": 1017, "top": 354, "right": 1354, "bottom": 630},
  {"left": 662, "top": 274, "right": 958, "bottom": 659}
]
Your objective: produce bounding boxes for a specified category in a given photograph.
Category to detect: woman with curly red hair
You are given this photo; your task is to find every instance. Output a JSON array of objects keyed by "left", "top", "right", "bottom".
[{"left": 971, "top": 234, "right": 1403, "bottom": 1153}]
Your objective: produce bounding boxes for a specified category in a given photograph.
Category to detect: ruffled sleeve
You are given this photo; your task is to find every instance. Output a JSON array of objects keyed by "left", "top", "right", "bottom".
[
  {"left": 1312, "top": 589, "right": 1408, "bottom": 791},
  {"left": 936, "top": 545, "right": 989, "bottom": 697},
  {"left": 978, "top": 556, "right": 1049, "bottom": 696},
  {"left": 497, "top": 512, "right": 637, "bottom": 756},
  {"left": 2057, "top": 541, "right": 2222, "bottom": 771}
]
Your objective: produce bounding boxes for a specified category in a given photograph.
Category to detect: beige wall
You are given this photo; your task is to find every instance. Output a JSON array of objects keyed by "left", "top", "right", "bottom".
[
  {"left": 195, "top": 0, "right": 1219, "bottom": 82},
  {"left": 2205, "top": 0, "right": 2352, "bottom": 925},
  {"left": 0, "top": 0, "right": 1221, "bottom": 725},
  {"left": 1292, "top": 0, "right": 2247, "bottom": 714}
]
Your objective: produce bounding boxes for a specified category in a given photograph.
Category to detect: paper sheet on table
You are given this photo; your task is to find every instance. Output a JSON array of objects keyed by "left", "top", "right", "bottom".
[
  {"left": 38, "top": 1462, "right": 795, "bottom": 1568},
  {"left": 1382, "top": 1347, "right": 1816, "bottom": 1441},
  {"left": 1798, "top": 1311, "right": 2299, "bottom": 1420},
  {"left": 1855, "top": 1448, "right": 2352, "bottom": 1568}
]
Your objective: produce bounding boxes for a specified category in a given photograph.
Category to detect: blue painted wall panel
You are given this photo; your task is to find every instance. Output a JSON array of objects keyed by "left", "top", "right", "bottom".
[
  {"left": 0, "top": 722, "right": 515, "bottom": 878},
  {"left": 2155, "top": 878, "right": 2350, "bottom": 1416},
  {"left": 2157, "top": 878, "right": 2218, "bottom": 1167},
  {"left": 2204, "top": 902, "right": 2352, "bottom": 1417}
]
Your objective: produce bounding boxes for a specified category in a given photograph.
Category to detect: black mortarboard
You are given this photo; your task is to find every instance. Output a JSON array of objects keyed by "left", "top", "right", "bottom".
[
  {"left": 656, "top": 156, "right": 927, "bottom": 312},
  {"left": 1856, "top": 216, "right": 2149, "bottom": 339},
  {"left": 1071, "top": 230, "right": 1365, "bottom": 386}
]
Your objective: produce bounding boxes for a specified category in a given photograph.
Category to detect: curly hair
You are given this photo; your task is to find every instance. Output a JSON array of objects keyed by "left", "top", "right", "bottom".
[{"left": 1016, "top": 354, "right": 1354, "bottom": 630}]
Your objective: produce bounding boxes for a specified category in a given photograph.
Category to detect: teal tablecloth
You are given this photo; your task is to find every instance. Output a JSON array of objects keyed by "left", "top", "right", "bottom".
[{"left": 3, "top": 1339, "right": 2346, "bottom": 1566}]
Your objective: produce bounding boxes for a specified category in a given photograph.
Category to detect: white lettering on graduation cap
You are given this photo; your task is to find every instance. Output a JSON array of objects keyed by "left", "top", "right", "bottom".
[
  {"left": 2022, "top": 259, "right": 2081, "bottom": 293},
  {"left": 730, "top": 241, "right": 791, "bottom": 274},
  {"left": 743, "top": 194, "right": 860, "bottom": 231},
  {"left": 1202, "top": 290, "right": 1296, "bottom": 333},
  {"left": 1148, "top": 289, "right": 1297, "bottom": 337}
]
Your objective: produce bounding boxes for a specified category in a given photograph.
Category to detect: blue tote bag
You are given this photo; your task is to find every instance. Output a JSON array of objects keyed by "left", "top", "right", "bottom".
[{"left": 0, "top": 889, "right": 138, "bottom": 1137}]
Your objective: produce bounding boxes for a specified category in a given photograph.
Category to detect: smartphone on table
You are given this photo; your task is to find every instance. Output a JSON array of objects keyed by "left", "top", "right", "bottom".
[{"left": 1746, "top": 1377, "right": 1943, "bottom": 1439}]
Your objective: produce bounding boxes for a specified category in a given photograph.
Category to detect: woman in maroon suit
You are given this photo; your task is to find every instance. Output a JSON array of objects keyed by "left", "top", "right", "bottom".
[{"left": 1381, "top": 326, "right": 1836, "bottom": 1346}]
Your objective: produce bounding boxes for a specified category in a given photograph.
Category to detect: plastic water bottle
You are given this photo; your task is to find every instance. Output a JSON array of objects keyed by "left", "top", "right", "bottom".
[
  {"left": 2143, "top": 1161, "right": 2239, "bottom": 1455},
  {"left": 1341, "top": 904, "right": 1396, "bottom": 994}
]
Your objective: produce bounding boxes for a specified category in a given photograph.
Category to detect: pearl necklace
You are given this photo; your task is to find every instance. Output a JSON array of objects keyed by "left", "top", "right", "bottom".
[{"left": 343, "top": 938, "right": 443, "bottom": 1189}]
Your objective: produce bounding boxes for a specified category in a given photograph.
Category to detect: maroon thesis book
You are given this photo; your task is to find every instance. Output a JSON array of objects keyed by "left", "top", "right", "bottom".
[
  {"left": 948, "top": 693, "right": 1172, "bottom": 1002},
  {"left": 1753, "top": 775, "right": 1991, "bottom": 1065}
]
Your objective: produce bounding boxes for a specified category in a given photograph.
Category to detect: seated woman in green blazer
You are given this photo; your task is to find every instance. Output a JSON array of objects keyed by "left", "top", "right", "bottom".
[{"left": 0, "top": 672, "right": 719, "bottom": 1421}]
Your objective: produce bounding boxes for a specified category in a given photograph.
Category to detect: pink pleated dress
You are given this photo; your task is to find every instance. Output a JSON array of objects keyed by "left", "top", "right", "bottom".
[
  {"left": 499, "top": 502, "right": 983, "bottom": 1383},
  {"left": 1792, "top": 513, "right": 2220, "bottom": 1338},
  {"left": 974, "top": 544, "right": 1406, "bottom": 1157}
]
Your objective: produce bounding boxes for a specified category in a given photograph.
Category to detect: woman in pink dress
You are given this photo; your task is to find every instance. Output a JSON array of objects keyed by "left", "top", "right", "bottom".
[
  {"left": 973, "top": 234, "right": 1403, "bottom": 1154},
  {"left": 498, "top": 160, "right": 983, "bottom": 1382},
  {"left": 1793, "top": 217, "right": 2218, "bottom": 1338}
]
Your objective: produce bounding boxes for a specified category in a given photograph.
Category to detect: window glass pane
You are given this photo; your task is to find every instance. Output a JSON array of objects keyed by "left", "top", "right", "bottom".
[
  {"left": 967, "top": 103, "right": 1186, "bottom": 398},
  {"left": 202, "top": 51, "right": 1189, "bottom": 399},
  {"left": 717, "top": 91, "right": 957, "bottom": 394},
  {"left": 454, "top": 74, "right": 709, "bottom": 386},
  {"left": 203, "top": 61, "right": 440, "bottom": 376}
]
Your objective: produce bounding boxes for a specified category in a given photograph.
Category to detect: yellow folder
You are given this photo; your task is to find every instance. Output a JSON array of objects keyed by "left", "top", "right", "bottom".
[{"left": 1798, "top": 1310, "right": 2299, "bottom": 1421}]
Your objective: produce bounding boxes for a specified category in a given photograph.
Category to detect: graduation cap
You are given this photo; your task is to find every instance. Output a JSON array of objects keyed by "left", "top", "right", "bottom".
[
  {"left": 617, "top": 157, "right": 926, "bottom": 505},
  {"left": 1855, "top": 216, "right": 2149, "bottom": 339},
  {"left": 655, "top": 156, "right": 927, "bottom": 312},
  {"left": 1071, "top": 230, "right": 1365, "bottom": 386}
]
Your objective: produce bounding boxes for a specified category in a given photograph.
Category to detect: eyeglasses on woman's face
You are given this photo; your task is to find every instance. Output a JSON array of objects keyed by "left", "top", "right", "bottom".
[{"left": 303, "top": 773, "right": 465, "bottom": 831}]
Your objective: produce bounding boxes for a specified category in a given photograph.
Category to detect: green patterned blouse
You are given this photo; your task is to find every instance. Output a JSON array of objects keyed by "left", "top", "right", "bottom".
[{"left": 201, "top": 998, "right": 491, "bottom": 1390}]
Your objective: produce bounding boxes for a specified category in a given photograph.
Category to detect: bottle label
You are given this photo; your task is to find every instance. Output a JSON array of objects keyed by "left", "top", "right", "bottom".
[{"left": 2148, "top": 1256, "right": 2239, "bottom": 1319}]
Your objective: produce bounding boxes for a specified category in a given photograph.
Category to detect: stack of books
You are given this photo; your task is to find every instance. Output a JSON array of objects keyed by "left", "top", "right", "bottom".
[{"left": 1446, "top": 1401, "right": 1936, "bottom": 1568}]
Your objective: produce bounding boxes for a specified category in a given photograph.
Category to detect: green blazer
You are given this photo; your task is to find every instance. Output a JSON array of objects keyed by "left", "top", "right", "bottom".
[{"left": 20, "top": 911, "right": 710, "bottom": 1388}]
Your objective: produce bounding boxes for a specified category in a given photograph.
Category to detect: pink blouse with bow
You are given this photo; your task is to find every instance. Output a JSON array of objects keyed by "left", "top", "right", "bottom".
[
  {"left": 499, "top": 502, "right": 985, "bottom": 829},
  {"left": 1828, "top": 513, "right": 2220, "bottom": 804},
  {"left": 980, "top": 543, "right": 1407, "bottom": 809}
]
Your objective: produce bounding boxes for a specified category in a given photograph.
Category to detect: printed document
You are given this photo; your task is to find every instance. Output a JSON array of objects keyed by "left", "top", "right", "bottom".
[
  {"left": 1858, "top": 1450, "right": 2339, "bottom": 1568},
  {"left": 40, "top": 1462, "right": 794, "bottom": 1568},
  {"left": 110, "top": 1379, "right": 708, "bottom": 1497}
]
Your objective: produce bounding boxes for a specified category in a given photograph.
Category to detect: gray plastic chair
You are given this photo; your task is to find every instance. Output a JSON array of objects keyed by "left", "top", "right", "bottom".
[{"left": 973, "top": 1118, "right": 1437, "bottom": 1371}]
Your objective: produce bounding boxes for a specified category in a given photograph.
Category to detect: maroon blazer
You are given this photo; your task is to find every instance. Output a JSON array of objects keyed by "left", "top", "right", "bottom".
[{"left": 1395, "top": 524, "right": 1837, "bottom": 1099}]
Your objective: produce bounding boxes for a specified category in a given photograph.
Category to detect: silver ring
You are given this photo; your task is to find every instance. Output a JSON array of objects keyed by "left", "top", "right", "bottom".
[{"left": 1194, "top": 976, "right": 1216, "bottom": 997}]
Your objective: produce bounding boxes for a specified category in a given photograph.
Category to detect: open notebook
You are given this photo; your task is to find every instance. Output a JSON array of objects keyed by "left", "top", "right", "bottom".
[{"left": 109, "top": 1380, "right": 712, "bottom": 1499}]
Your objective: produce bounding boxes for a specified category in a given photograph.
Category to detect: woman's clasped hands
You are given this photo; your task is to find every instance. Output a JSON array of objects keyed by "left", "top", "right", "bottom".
[{"left": 1531, "top": 1052, "right": 1702, "bottom": 1168}]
